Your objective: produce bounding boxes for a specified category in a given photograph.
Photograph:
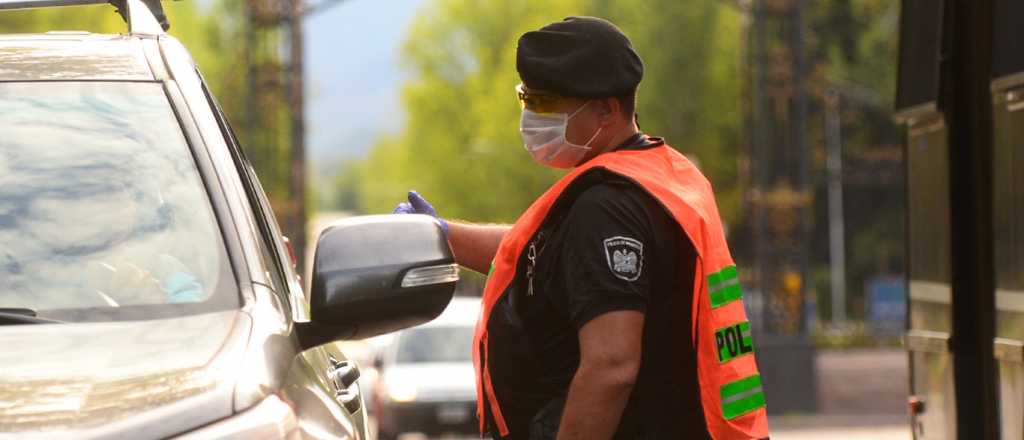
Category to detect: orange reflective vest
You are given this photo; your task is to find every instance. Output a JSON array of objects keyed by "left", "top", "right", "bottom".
[{"left": 472, "top": 144, "right": 770, "bottom": 439}]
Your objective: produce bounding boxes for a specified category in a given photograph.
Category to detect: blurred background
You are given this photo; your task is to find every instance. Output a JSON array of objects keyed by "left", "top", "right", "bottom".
[{"left": 1, "top": 0, "right": 909, "bottom": 438}]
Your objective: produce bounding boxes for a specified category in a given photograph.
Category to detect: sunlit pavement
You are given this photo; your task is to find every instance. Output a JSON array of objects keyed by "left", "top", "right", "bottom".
[
  {"left": 380, "top": 417, "right": 913, "bottom": 440},
  {"left": 771, "top": 425, "right": 910, "bottom": 440},
  {"left": 390, "top": 430, "right": 912, "bottom": 440},
  {"left": 385, "top": 427, "right": 912, "bottom": 440},
  {"left": 385, "top": 430, "right": 911, "bottom": 440},
  {"left": 769, "top": 414, "right": 911, "bottom": 440},
  {"left": 368, "top": 348, "right": 912, "bottom": 440}
]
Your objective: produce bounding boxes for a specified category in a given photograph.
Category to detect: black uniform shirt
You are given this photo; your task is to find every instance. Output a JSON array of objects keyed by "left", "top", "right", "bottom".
[{"left": 508, "top": 134, "right": 710, "bottom": 439}]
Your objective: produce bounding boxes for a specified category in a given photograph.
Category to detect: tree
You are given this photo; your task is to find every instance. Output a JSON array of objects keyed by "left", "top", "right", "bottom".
[
  {"left": 805, "top": 0, "right": 903, "bottom": 320},
  {"left": 356, "top": 0, "right": 746, "bottom": 226}
]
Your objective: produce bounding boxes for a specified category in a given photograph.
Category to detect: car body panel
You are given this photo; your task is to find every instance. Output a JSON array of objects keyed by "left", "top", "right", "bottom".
[
  {"left": 0, "top": 34, "right": 152, "bottom": 81},
  {"left": 283, "top": 343, "right": 365, "bottom": 440},
  {"left": 0, "top": 310, "right": 247, "bottom": 439}
]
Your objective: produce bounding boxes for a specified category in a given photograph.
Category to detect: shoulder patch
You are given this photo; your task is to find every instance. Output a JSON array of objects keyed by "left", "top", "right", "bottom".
[{"left": 603, "top": 236, "right": 644, "bottom": 281}]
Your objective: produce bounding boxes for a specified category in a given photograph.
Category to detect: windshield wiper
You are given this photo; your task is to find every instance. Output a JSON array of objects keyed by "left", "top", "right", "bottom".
[{"left": 0, "top": 308, "right": 63, "bottom": 325}]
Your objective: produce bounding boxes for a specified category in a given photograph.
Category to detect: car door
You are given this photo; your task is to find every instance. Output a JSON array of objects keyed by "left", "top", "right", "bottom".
[
  {"left": 242, "top": 159, "right": 369, "bottom": 438},
  {"left": 198, "top": 75, "right": 368, "bottom": 439}
]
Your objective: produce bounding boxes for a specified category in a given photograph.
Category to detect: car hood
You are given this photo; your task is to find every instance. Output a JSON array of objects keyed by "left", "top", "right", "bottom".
[
  {"left": 0, "top": 310, "right": 249, "bottom": 439},
  {"left": 383, "top": 362, "right": 476, "bottom": 402}
]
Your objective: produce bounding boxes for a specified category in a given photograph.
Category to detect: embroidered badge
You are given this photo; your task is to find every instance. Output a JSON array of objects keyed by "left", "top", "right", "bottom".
[{"left": 603, "top": 236, "right": 644, "bottom": 281}]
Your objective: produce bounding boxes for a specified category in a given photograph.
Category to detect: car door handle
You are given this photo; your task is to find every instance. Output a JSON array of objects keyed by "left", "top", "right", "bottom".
[
  {"left": 328, "top": 359, "right": 360, "bottom": 389},
  {"left": 334, "top": 382, "right": 362, "bottom": 413},
  {"left": 327, "top": 357, "right": 362, "bottom": 413}
]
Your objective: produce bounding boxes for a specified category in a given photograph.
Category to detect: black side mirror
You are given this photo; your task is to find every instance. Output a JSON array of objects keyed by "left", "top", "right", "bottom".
[{"left": 297, "top": 215, "right": 457, "bottom": 348}]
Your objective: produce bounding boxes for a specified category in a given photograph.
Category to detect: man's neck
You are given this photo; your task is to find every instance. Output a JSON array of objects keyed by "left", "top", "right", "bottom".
[
  {"left": 575, "top": 120, "right": 641, "bottom": 167},
  {"left": 601, "top": 121, "right": 642, "bottom": 153}
]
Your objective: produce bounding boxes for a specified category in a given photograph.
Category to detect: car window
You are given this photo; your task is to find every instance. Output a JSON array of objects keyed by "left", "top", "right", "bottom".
[
  {"left": 197, "top": 75, "right": 300, "bottom": 318},
  {"left": 198, "top": 81, "right": 286, "bottom": 278},
  {"left": 0, "top": 82, "right": 238, "bottom": 321},
  {"left": 244, "top": 165, "right": 307, "bottom": 313},
  {"left": 395, "top": 326, "right": 474, "bottom": 364},
  {"left": 244, "top": 163, "right": 297, "bottom": 285}
]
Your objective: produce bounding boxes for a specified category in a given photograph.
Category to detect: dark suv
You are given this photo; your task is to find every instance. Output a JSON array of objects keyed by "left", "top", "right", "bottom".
[{"left": 0, "top": 1, "right": 458, "bottom": 439}]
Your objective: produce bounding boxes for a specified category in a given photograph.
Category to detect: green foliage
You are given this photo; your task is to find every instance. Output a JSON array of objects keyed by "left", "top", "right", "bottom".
[
  {"left": 811, "top": 320, "right": 901, "bottom": 349},
  {"left": 166, "top": 1, "right": 292, "bottom": 199},
  {"left": 359, "top": 0, "right": 582, "bottom": 222},
  {"left": 804, "top": 1, "right": 903, "bottom": 321},
  {"left": 327, "top": 159, "right": 364, "bottom": 212},
  {"left": 0, "top": 5, "right": 124, "bottom": 32},
  {"left": 355, "top": 0, "right": 745, "bottom": 224},
  {"left": 350, "top": 0, "right": 903, "bottom": 324}
]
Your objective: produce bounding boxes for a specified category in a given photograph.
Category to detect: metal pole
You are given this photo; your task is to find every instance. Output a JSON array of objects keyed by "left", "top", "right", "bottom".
[
  {"left": 792, "top": 0, "right": 810, "bottom": 333},
  {"left": 288, "top": 0, "right": 307, "bottom": 271},
  {"left": 752, "top": 0, "right": 769, "bottom": 332},
  {"left": 825, "top": 89, "right": 846, "bottom": 322}
]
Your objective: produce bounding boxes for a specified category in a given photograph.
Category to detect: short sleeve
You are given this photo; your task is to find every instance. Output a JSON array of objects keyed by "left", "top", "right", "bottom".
[{"left": 558, "top": 183, "right": 659, "bottom": 329}]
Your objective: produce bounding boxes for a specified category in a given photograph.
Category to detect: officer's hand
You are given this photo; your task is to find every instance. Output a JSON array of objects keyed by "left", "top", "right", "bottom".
[{"left": 393, "top": 190, "right": 448, "bottom": 234}]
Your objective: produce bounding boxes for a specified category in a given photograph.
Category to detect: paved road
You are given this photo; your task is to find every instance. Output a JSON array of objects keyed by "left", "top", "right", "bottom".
[
  {"left": 817, "top": 348, "right": 908, "bottom": 415},
  {"left": 375, "top": 346, "right": 913, "bottom": 440},
  {"left": 393, "top": 427, "right": 911, "bottom": 440},
  {"left": 772, "top": 348, "right": 910, "bottom": 439},
  {"left": 387, "top": 416, "right": 912, "bottom": 440}
]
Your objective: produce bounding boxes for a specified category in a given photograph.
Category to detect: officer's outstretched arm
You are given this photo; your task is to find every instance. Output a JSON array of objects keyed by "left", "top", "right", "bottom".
[
  {"left": 447, "top": 221, "right": 510, "bottom": 274},
  {"left": 391, "top": 191, "right": 509, "bottom": 274},
  {"left": 557, "top": 310, "right": 644, "bottom": 440}
]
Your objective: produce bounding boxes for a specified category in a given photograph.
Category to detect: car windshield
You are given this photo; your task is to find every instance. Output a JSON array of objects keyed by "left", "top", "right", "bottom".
[
  {"left": 0, "top": 82, "right": 237, "bottom": 322},
  {"left": 395, "top": 325, "right": 473, "bottom": 364}
]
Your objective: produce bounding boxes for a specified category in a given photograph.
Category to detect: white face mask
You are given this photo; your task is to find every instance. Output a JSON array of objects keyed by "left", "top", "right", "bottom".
[{"left": 519, "top": 101, "right": 602, "bottom": 169}]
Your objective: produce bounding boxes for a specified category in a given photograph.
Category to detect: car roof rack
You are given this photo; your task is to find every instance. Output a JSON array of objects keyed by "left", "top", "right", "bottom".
[{"left": 0, "top": 0, "right": 170, "bottom": 34}]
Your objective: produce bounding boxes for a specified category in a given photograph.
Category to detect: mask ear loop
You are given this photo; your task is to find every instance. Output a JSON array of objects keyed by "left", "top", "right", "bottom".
[
  {"left": 566, "top": 101, "right": 602, "bottom": 149},
  {"left": 579, "top": 126, "right": 603, "bottom": 148},
  {"left": 567, "top": 100, "right": 593, "bottom": 119}
]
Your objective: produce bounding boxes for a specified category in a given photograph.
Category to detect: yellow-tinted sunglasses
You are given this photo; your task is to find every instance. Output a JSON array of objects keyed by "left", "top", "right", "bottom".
[{"left": 516, "top": 84, "right": 569, "bottom": 114}]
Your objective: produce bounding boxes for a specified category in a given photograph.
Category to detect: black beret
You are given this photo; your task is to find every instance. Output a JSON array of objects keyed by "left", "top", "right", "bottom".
[{"left": 516, "top": 16, "right": 644, "bottom": 98}]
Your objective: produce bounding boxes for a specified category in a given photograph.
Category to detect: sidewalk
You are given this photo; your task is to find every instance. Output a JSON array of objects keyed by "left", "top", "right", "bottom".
[
  {"left": 768, "top": 348, "right": 911, "bottom": 440},
  {"left": 770, "top": 414, "right": 910, "bottom": 440}
]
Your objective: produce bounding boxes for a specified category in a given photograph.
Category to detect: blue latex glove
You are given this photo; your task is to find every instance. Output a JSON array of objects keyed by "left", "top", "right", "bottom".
[{"left": 393, "top": 190, "right": 448, "bottom": 234}]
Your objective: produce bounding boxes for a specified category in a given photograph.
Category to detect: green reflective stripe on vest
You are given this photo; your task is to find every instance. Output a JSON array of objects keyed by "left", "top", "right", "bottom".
[
  {"left": 721, "top": 374, "right": 766, "bottom": 420},
  {"left": 708, "top": 265, "right": 742, "bottom": 308},
  {"left": 715, "top": 321, "right": 755, "bottom": 363}
]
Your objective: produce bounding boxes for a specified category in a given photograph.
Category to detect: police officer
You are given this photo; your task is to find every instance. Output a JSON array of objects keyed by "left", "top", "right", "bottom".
[{"left": 395, "top": 17, "right": 769, "bottom": 440}]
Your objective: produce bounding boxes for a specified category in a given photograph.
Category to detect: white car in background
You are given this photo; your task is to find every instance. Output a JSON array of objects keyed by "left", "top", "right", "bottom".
[{"left": 373, "top": 297, "right": 480, "bottom": 440}]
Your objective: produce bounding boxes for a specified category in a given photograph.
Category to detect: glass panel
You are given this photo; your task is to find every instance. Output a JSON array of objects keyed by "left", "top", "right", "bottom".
[
  {"left": 896, "top": 0, "right": 943, "bottom": 111},
  {"left": 905, "top": 116, "right": 956, "bottom": 439},
  {"left": 993, "top": 86, "right": 1024, "bottom": 440},
  {"left": 0, "top": 82, "right": 236, "bottom": 321},
  {"left": 999, "top": 361, "right": 1024, "bottom": 440},
  {"left": 911, "top": 350, "right": 957, "bottom": 440},
  {"left": 993, "top": 89, "right": 1024, "bottom": 339},
  {"left": 993, "top": 0, "right": 1024, "bottom": 80},
  {"left": 907, "top": 120, "right": 953, "bottom": 332}
]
